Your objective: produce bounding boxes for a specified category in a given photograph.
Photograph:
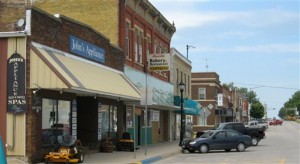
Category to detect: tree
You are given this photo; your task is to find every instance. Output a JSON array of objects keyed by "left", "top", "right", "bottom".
[
  {"left": 279, "top": 91, "right": 300, "bottom": 119},
  {"left": 234, "top": 87, "right": 259, "bottom": 104},
  {"left": 250, "top": 101, "right": 265, "bottom": 119}
]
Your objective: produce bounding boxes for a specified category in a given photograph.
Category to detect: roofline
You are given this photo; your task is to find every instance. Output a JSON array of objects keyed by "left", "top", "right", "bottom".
[{"left": 0, "top": 31, "right": 27, "bottom": 38}]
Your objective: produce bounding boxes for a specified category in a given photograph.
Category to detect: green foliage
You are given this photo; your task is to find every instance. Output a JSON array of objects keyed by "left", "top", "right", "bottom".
[
  {"left": 223, "top": 83, "right": 259, "bottom": 104},
  {"left": 250, "top": 101, "right": 265, "bottom": 119},
  {"left": 279, "top": 91, "right": 300, "bottom": 119}
]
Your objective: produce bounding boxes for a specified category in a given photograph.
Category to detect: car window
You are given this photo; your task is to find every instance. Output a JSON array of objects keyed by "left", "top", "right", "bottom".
[
  {"left": 214, "top": 131, "right": 226, "bottom": 139},
  {"left": 224, "top": 124, "right": 233, "bottom": 129},
  {"left": 233, "top": 124, "right": 243, "bottom": 131},
  {"left": 215, "top": 123, "right": 224, "bottom": 130},
  {"left": 200, "top": 131, "right": 214, "bottom": 138},
  {"left": 226, "top": 131, "right": 240, "bottom": 137}
]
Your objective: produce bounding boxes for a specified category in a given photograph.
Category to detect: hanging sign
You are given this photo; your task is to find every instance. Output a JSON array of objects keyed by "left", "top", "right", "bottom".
[
  {"left": 32, "top": 95, "right": 42, "bottom": 113},
  {"left": 147, "top": 53, "right": 170, "bottom": 71},
  {"left": 7, "top": 53, "right": 27, "bottom": 113},
  {"left": 217, "top": 94, "right": 223, "bottom": 107}
]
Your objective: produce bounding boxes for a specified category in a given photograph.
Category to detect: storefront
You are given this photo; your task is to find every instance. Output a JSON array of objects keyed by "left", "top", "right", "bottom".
[
  {"left": 174, "top": 96, "right": 201, "bottom": 139},
  {"left": 29, "top": 39, "right": 141, "bottom": 150},
  {"left": 124, "top": 66, "right": 175, "bottom": 145},
  {"left": 1, "top": 7, "right": 141, "bottom": 163}
]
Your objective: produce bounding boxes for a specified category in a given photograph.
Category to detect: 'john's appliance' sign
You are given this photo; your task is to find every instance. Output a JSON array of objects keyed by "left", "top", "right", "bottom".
[
  {"left": 69, "top": 35, "right": 105, "bottom": 63},
  {"left": 7, "top": 53, "right": 27, "bottom": 113}
]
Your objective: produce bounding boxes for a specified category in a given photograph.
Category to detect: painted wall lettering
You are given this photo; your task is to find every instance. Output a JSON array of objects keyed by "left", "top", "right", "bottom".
[{"left": 69, "top": 35, "right": 105, "bottom": 63}]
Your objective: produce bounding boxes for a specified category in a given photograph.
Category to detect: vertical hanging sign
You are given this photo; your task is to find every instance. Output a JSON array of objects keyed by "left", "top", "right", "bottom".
[{"left": 7, "top": 53, "right": 27, "bottom": 113}]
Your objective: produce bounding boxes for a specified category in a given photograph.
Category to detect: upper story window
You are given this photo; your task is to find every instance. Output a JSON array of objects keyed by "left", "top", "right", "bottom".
[
  {"left": 146, "top": 36, "right": 151, "bottom": 56},
  {"left": 154, "top": 41, "right": 162, "bottom": 54},
  {"left": 134, "top": 28, "right": 143, "bottom": 64},
  {"left": 134, "top": 29, "right": 138, "bottom": 62},
  {"left": 138, "top": 31, "right": 143, "bottom": 63},
  {"left": 125, "top": 22, "right": 130, "bottom": 59},
  {"left": 199, "top": 88, "right": 206, "bottom": 100}
]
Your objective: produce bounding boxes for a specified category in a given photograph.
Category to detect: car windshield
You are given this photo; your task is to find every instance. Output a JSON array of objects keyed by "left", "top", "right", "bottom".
[{"left": 200, "top": 131, "right": 215, "bottom": 138}]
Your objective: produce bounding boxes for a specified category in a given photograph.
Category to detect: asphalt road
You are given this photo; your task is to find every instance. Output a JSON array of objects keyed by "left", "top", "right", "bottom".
[{"left": 155, "top": 121, "right": 300, "bottom": 164}]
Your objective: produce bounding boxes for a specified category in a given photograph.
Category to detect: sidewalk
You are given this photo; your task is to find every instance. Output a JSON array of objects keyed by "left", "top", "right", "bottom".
[
  {"left": 84, "top": 140, "right": 181, "bottom": 164},
  {"left": 7, "top": 140, "right": 181, "bottom": 164}
]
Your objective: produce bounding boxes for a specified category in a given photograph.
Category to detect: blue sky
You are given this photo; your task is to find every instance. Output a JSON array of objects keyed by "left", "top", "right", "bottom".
[{"left": 149, "top": 0, "right": 299, "bottom": 118}]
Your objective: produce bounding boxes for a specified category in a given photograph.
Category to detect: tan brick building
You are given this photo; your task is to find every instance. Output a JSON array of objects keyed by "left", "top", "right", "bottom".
[
  {"left": 170, "top": 48, "right": 201, "bottom": 140},
  {"left": 33, "top": 0, "right": 177, "bottom": 145}
]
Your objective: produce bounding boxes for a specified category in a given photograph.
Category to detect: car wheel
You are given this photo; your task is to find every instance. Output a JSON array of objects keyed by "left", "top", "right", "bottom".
[
  {"left": 224, "top": 149, "right": 231, "bottom": 152},
  {"left": 199, "top": 144, "right": 208, "bottom": 153},
  {"left": 236, "top": 143, "right": 246, "bottom": 152},
  {"left": 251, "top": 137, "right": 258, "bottom": 146},
  {"left": 77, "top": 152, "right": 84, "bottom": 163},
  {"left": 188, "top": 150, "right": 195, "bottom": 153}
]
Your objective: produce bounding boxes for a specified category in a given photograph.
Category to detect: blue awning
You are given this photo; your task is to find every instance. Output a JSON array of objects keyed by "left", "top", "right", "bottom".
[{"left": 174, "top": 96, "right": 201, "bottom": 115}]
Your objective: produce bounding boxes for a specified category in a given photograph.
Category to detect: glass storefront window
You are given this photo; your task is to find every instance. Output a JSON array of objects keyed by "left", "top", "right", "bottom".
[
  {"left": 98, "top": 104, "right": 118, "bottom": 140},
  {"left": 127, "top": 107, "right": 133, "bottom": 127},
  {"left": 42, "top": 98, "right": 70, "bottom": 147}
]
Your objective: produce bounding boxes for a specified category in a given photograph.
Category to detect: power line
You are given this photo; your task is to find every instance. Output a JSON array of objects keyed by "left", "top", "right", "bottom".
[{"left": 233, "top": 82, "right": 299, "bottom": 90}]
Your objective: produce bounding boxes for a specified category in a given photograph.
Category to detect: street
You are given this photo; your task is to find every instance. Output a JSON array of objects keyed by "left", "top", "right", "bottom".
[{"left": 155, "top": 121, "right": 300, "bottom": 164}]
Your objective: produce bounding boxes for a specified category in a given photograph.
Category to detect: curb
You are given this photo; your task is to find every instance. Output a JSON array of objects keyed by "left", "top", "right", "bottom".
[{"left": 132, "top": 150, "right": 181, "bottom": 164}]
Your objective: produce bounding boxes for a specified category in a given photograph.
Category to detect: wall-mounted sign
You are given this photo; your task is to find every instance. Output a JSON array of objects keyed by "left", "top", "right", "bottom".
[
  {"left": 69, "top": 35, "right": 105, "bottom": 63},
  {"left": 217, "top": 94, "right": 223, "bottom": 107},
  {"left": 7, "top": 53, "right": 27, "bottom": 113},
  {"left": 150, "top": 110, "right": 159, "bottom": 121},
  {"left": 147, "top": 53, "right": 170, "bottom": 71},
  {"left": 32, "top": 95, "right": 42, "bottom": 113}
]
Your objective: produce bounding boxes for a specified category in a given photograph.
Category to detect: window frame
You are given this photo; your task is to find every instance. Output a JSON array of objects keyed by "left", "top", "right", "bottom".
[{"left": 199, "top": 88, "right": 206, "bottom": 100}]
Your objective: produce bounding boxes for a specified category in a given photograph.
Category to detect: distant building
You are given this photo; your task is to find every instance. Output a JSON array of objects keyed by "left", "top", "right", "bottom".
[{"left": 191, "top": 72, "right": 249, "bottom": 131}]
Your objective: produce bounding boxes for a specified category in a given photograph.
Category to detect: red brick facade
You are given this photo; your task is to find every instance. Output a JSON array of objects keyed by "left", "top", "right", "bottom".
[
  {"left": 0, "top": 39, "right": 8, "bottom": 145},
  {"left": 119, "top": 0, "right": 175, "bottom": 82}
]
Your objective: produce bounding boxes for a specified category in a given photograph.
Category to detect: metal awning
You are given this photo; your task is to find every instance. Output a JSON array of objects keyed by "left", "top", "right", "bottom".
[
  {"left": 174, "top": 96, "right": 201, "bottom": 115},
  {"left": 29, "top": 42, "right": 141, "bottom": 102}
]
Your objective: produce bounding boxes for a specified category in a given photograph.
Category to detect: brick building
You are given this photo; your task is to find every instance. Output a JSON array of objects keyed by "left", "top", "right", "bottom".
[
  {"left": 191, "top": 72, "right": 249, "bottom": 132},
  {"left": 170, "top": 48, "right": 201, "bottom": 140},
  {"left": 34, "top": 0, "right": 176, "bottom": 144},
  {"left": 0, "top": 6, "right": 141, "bottom": 163}
]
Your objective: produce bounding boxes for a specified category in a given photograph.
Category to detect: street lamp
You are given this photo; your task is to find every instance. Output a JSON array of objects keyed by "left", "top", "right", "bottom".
[
  {"left": 186, "top": 45, "right": 195, "bottom": 59},
  {"left": 179, "top": 81, "right": 185, "bottom": 146}
]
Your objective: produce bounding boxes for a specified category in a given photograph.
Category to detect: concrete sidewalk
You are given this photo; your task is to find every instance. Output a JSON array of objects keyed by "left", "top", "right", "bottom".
[
  {"left": 7, "top": 140, "right": 181, "bottom": 164},
  {"left": 84, "top": 140, "right": 181, "bottom": 164}
]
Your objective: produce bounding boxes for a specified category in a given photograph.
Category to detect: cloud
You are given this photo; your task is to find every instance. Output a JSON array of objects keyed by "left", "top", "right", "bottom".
[
  {"left": 195, "top": 43, "right": 300, "bottom": 54},
  {"left": 150, "top": 1, "right": 299, "bottom": 30},
  {"left": 216, "top": 31, "right": 257, "bottom": 39}
]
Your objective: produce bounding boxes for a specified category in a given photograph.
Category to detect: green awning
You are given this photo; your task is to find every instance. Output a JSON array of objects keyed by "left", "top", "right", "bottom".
[{"left": 174, "top": 96, "right": 201, "bottom": 115}]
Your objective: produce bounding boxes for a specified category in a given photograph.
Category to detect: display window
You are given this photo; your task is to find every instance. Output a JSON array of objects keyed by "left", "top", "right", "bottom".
[
  {"left": 41, "top": 98, "right": 71, "bottom": 147},
  {"left": 98, "top": 104, "right": 117, "bottom": 140}
]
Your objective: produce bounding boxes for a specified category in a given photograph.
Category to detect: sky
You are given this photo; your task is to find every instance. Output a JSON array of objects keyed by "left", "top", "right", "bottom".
[{"left": 149, "top": 0, "right": 300, "bottom": 119}]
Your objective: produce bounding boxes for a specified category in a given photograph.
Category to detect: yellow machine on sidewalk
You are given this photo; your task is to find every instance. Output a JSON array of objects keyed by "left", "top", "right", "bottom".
[
  {"left": 45, "top": 135, "right": 84, "bottom": 163},
  {"left": 116, "top": 132, "right": 134, "bottom": 152}
]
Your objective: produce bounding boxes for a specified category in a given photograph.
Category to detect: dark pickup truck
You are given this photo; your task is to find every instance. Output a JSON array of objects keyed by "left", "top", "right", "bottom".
[
  {"left": 195, "top": 122, "right": 265, "bottom": 146},
  {"left": 215, "top": 122, "right": 265, "bottom": 146}
]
